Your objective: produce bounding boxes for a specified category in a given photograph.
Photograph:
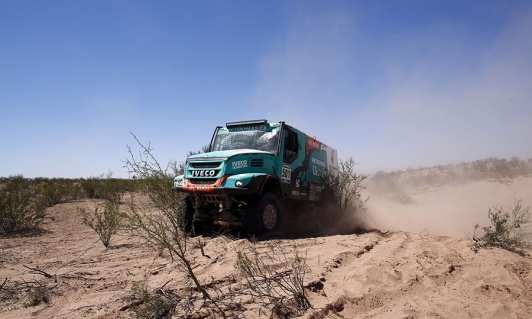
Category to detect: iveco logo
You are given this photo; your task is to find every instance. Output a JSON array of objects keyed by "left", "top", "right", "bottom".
[{"left": 191, "top": 170, "right": 216, "bottom": 177}]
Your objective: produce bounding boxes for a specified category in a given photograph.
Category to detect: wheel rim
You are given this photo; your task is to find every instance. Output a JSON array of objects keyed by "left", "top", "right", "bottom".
[{"left": 262, "top": 204, "right": 277, "bottom": 230}]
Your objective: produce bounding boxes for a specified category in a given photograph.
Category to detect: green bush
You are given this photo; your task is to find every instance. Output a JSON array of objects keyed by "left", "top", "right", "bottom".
[
  {"left": 321, "top": 157, "right": 369, "bottom": 212},
  {"left": 80, "top": 173, "right": 128, "bottom": 203},
  {"left": 473, "top": 201, "right": 531, "bottom": 256},
  {"left": 0, "top": 176, "right": 46, "bottom": 235},
  {"left": 40, "top": 179, "right": 83, "bottom": 207},
  {"left": 80, "top": 177, "right": 102, "bottom": 199},
  {"left": 79, "top": 201, "right": 125, "bottom": 249}
]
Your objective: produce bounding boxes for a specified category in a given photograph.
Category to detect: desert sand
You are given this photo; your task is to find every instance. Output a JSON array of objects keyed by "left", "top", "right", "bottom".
[{"left": 1, "top": 176, "right": 531, "bottom": 318}]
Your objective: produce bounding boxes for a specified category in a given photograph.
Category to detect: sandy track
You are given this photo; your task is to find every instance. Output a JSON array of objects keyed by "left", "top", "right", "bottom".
[{"left": 1, "top": 178, "right": 532, "bottom": 318}]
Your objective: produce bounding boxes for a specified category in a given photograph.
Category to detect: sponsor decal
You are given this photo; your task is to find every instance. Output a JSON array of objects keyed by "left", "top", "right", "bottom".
[
  {"left": 228, "top": 125, "right": 267, "bottom": 132},
  {"left": 309, "top": 183, "right": 317, "bottom": 201},
  {"left": 232, "top": 160, "right": 248, "bottom": 169},
  {"left": 191, "top": 170, "right": 217, "bottom": 177},
  {"left": 292, "top": 190, "right": 300, "bottom": 196},
  {"left": 281, "top": 163, "right": 291, "bottom": 184},
  {"left": 311, "top": 157, "right": 326, "bottom": 167},
  {"left": 310, "top": 156, "right": 327, "bottom": 178},
  {"left": 312, "top": 165, "right": 326, "bottom": 177},
  {"left": 305, "top": 136, "right": 321, "bottom": 154},
  {"left": 189, "top": 185, "right": 213, "bottom": 192},
  {"left": 183, "top": 175, "right": 229, "bottom": 193},
  {"left": 300, "top": 192, "right": 307, "bottom": 196},
  {"left": 174, "top": 179, "right": 188, "bottom": 188},
  {"left": 295, "top": 178, "right": 300, "bottom": 188}
]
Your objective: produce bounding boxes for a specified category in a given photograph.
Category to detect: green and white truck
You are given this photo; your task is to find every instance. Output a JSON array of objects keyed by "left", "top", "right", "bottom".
[{"left": 173, "top": 119, "right": 338, "bottom": 235}]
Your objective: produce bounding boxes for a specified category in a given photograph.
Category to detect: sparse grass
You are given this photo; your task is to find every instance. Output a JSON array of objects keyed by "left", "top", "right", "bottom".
[
  {"left": 126, "top": 284, "right": 177, "bottom": 319},
  {"left": 0, "top": 279, "right": 17, "bottom": 303},
  {"left": 473, "top": 201, "right": 531, "bottom": 256},
  {"left": 24, "top": 285, "right": 50, "bottom": 307},
  {"left": 1, "top": 278, "right": 53, "bottom": 308},
  {"left": 235, "top": 239, "right": 311, "bottom": 317}
]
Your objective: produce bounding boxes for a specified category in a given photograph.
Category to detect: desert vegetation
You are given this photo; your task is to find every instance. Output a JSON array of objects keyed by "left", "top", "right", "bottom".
[
  {"left": 79, "top": 201, "right": 125, "bottom": 249},
  {"left": 0, "top": 175, "right": 46, "bottom": 234},
  {"left": 1, "top": 135, "right": 370, "bottom": 318},
  {"left": 2, "top": 153, "right": 532, "bottom": 318},
  {"left": 0, "top": 174, "right": 136, "bottom": 236},
  {"left": 235, "top": 240, "right": 311, "bottom": 317},
  {"left": 119, "top": 134, "right": 343, "bottom": 316},
  {"left": 320, "top": 157, "right": 369, "bottom": 213},
  {"left": 473, "top": 201, "right": 531, "bottom": 256}
]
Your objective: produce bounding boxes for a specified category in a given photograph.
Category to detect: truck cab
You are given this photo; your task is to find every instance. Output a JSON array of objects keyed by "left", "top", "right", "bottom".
[{"left": 173, "top": 119, "right": 338, "bottom": 235}]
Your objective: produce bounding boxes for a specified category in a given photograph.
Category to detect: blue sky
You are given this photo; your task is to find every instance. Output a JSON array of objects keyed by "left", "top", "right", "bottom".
[{"left": 1, "top": 0, "right": 531, "bottom": 178}]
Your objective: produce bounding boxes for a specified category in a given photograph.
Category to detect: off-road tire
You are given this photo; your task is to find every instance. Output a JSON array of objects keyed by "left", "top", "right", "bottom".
[
  {"left": 245, "top": 192, "right": 282, "bottom": 237},
  {"left": 178, "top": 195, "right": 195, "bottom": 233}
]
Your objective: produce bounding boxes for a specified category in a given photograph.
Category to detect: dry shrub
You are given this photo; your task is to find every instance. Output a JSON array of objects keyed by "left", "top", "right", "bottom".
[
  {"left": 40, "top": 178, "right": 83, "bottom": 207},
  {"left": 79, "top": 201, "right": 125, "bottom": 249},
  {"left": 473, "top": 201, "right": 531, "bottom": 256},
  {"left": 235, "top": 240, "right": 311, "bottom": 318},
  {"left": 24, "top": 285, "right": 50, "bottom": 308},
  {"left": 0, "top": 176, "right": 46, "bottom": 235},
  {"left": 123, "top": 133, "right": 209, "bottom": 298},
  {"left": 126, "top": 284, "right": 177, "bottom": 319},
  {"left": 80, "top": 173, "right": 129, "bottom": 203},
  {"left": 321, "top": 157, "right": 369, "bottom": 212}
]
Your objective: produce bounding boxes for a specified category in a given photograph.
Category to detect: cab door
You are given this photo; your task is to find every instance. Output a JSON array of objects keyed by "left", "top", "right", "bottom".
[{"left": 281, "top": 127, "right": 309, "bottom": 200}]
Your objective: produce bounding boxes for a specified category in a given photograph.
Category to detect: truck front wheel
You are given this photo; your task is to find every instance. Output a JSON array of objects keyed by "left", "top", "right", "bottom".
[
  {"left": 245, "top": 192, "right": 281, "bottom": 236},
  {"left": 178, "top": 195, "right": 194, "bottom": 233}
]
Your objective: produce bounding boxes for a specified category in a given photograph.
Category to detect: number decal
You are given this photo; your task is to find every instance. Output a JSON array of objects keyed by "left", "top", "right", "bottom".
[{"left": 282, "top": 164, "right": 291, "bottom": 184}]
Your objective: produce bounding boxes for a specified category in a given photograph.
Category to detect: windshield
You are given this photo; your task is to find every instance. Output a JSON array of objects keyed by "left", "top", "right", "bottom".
[{"left": 211, "top": 129, "right": 279, "bottom": 153}]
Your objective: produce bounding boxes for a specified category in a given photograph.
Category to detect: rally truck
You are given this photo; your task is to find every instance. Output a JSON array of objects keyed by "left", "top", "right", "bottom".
[{"left": 173, "top": 119, "right": 338, "bottom": 236}]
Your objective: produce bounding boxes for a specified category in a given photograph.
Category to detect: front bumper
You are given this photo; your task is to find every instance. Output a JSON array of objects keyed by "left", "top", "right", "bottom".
[{"left": 173, "top": 174, "right": 266, "bottom": 194}]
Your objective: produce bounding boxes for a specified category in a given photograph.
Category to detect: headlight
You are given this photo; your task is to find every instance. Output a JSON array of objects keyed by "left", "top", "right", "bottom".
[
  {"left": 174, "top": 179, "right": 184, "bottom": 187},
  {"left": 235, "top": 180, "right": 243, "bottom": 187}
]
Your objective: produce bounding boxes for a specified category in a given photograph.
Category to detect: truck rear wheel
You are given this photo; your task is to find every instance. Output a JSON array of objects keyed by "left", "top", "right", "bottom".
[{"left": 245, "top": 192, "right": 281, "bottom": 236}]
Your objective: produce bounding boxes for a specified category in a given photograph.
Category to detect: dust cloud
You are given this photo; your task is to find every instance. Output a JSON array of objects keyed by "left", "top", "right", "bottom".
[
  {"left": 363, "top": 176, "right": 532, "bottom": 238},
  {"left": 280, "top": 201, "right": 373, "bottom": 239}
]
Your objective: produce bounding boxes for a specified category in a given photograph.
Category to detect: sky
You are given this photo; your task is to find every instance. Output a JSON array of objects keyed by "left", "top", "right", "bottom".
[{"left": 1, "top": 0, "right": 531, "bottom": 178}]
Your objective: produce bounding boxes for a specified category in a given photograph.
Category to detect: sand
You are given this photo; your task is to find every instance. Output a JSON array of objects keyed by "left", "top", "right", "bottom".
[{"left": 1, "top": 176, "right": 531, "bottom": 318}]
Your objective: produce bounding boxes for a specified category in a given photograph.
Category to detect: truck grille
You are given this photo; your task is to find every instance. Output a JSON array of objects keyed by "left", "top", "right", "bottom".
[
  {"left": 188, "top": 169, "right": 221, "bottom": 177},
  {"left": 189, "top": 161, "right": 222, "bottom": 169},
  {"left": 188, "top": 178, "right": 217, "bottom": 185},
  {"left": 250, "top": 158, "right": 263, "bottom": 167}
]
